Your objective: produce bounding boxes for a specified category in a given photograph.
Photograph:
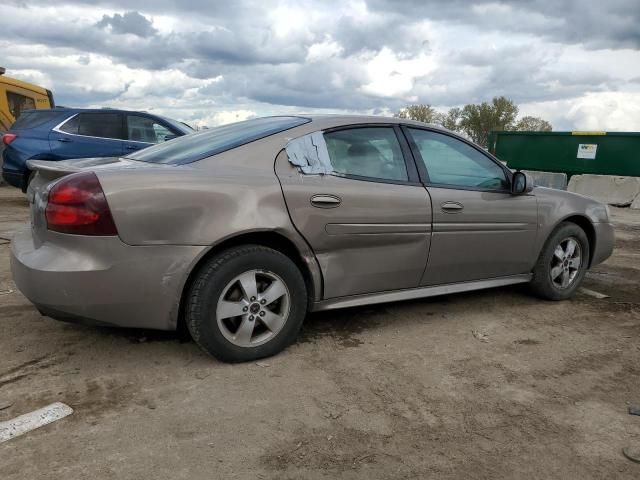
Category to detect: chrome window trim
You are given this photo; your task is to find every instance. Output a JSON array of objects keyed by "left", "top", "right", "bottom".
[{"left": 52, "top": 113, "right": 153, "bottom": 145}]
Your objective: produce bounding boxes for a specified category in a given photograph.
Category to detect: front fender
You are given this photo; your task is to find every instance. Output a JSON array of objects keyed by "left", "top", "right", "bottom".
[{"left": 532, "top": 187, "right": 613, "bottom": 266}]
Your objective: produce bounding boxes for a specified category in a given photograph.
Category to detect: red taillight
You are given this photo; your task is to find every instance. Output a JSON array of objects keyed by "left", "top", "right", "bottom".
[
  {"left": 45, "top": 172, "right": 118, "bottom": 236},
  {"left": 2, "top": 133, "right": 17, "bottom": 145}
]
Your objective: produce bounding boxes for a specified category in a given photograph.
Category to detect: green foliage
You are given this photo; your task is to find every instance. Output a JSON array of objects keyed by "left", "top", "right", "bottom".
[
  {"left": 396, "top": 97, "right": 552, "bottom": 147},
  {"left": 515, "top": 116, "right": 553, "bottom": 132},
  {"left": 459, "top": 96, "right": 519, "bottom": 147},
  {"left": 394, "top": 104, "right": 441, "bottom": 124},
  {"left": 438, "top": 107, "right": 461, "bottom": 131}
]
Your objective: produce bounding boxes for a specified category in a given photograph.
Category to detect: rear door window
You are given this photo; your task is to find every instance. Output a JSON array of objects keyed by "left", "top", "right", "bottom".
[
  {"left": 59, "top": 115, "right": 80, "bottom": 134},
  {"left": 7, "top": 91, "right": 36, "bottom": 120},
  {"left": 75, "top": 113, "right": 124, "bottom": 140},
  {"left": 323, "top": 127, "right": 408, "bottom": 182},
  {"left": 127, "top": 115, "right": 177, "bottom": 143}
]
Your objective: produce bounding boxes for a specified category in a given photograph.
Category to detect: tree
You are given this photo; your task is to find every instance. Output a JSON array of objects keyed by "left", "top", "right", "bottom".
[
  {"left": 395, "top": 104, "right": 440, "bottom": 124},
  {"left": 394, "top": 98, "right": 551, "bottom": 146},
  {"left": 515, "top": 116, "right": 552, "bottom": 132},
  {"left": 459, "top": 96, "right": 519, "bottom": 147},
  {"left": 439, "top": 107, "right": 462, "bottom": 132}
]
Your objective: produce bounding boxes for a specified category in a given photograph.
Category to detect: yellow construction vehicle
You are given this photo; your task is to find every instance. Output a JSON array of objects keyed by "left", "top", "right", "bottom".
[{"left": 0, "top": 67, "right": 55, "bottom": 132}]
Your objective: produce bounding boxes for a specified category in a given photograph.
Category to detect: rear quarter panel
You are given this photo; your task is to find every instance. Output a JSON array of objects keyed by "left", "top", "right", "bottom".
[
  {"left": 98, "top": 166, "right": 294, "bottom": 247},
  {"left": 2, "top": 128, "right": 52, "bottom": 174},
  {"left": 96, "top": 153, "right": 323, "bottom": 299}
]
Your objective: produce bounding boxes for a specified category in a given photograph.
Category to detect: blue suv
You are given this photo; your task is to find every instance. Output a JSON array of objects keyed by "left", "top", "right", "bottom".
[{"left": 1, "top": 107, "right": 193, "bottom": 190}]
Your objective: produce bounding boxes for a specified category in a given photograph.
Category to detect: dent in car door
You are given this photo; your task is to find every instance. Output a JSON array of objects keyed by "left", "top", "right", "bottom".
[{"left": 275, "top": 127, "right": 432, "bottom": 299}]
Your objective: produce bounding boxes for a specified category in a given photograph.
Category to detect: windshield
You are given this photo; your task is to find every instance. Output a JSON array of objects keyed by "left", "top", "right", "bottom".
[
  {"left": 155, "top": 114, "right": 194, "bottom": 134},
  {"left": 126, "top": 116, "right": 311, "bottom": 165}
]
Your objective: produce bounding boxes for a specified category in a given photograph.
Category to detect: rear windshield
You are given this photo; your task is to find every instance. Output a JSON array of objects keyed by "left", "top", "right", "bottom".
[
  {"left": 126, "top": 116, "right": 311, "bottom": 165},
  {"left": 11, "top": 110, "right": 64, "bottom": 130}
]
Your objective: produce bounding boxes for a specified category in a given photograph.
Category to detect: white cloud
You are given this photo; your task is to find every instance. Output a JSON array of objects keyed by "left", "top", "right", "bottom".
[
  {"left": 361, "top": 48, "right": 436, "bottom": 98},
  {"left": 194, "top": 109, "right": 257, "bottom": 128},
  {"left": 306, "top": 37, "right": 344, "bottom": 62},
  {"left": 521, "top": 90, "right": 640, "bottom": 131},
  {"left": 0, "top": 0, "right": 639, "bottom": 129}
]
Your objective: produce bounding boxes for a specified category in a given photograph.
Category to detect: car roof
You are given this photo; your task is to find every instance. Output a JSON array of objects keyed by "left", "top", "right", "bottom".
[
  {"left": 299, "top": 114, "right": 454, "bottom": 134},
  {"left": 20, "top": 107, "right": 180, "bottom": 117},
  {"left": 18, "top": 107, "right": 193, "bottom": 133}
]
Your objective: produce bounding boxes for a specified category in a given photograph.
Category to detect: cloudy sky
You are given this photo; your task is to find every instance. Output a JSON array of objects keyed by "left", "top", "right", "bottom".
[{"left": 2, "top": 0, "right": 640, "bottom": 130}]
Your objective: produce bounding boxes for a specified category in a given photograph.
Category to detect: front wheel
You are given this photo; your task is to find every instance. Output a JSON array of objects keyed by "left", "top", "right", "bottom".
[
  {"left": 529, "top": 222, "right": 590, "bottom": 300},
  {"left": 185, "top": 245, "right": 307, "bottom": 362}
]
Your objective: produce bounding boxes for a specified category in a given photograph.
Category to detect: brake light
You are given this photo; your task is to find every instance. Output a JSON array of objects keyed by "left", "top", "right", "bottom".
[
  {"left": 45, "top": 172, "right": 118, "bottom": 236},
  {"left": 2, "top": 133, "right": 16, "bottom": 145}
]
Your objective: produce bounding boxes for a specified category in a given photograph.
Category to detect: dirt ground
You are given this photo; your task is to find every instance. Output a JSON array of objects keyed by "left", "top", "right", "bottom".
[{"left": 0, "top": 185, "right": 639, "bottom": 479}]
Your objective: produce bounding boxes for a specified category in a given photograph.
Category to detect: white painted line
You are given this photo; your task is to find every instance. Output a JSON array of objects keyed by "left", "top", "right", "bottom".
[{"left": 0, "top": 402, "right": 73, "bottom": 443}]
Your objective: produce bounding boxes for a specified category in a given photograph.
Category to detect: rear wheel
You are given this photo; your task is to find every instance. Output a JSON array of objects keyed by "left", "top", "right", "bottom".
[
  {"left": 185, "top": 245, "right": 307, "bottom": 362},
  {"left": 529, "top": 222, "right": 590, "bottom": 300}
]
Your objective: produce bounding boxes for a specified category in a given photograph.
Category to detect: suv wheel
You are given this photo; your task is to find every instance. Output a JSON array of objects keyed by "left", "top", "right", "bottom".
[{"left": 185, "top": 245, "right": 307, "bottom": 362}]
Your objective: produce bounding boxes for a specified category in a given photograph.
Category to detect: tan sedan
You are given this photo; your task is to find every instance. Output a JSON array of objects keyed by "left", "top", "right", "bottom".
[{"left": 11, "top": 115, "right": 614, "bottom": 362}]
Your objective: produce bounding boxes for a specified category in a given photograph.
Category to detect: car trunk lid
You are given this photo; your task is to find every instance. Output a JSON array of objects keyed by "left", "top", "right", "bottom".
[{"left": 26, "top": 157, "right": 166, "bottom": 200}]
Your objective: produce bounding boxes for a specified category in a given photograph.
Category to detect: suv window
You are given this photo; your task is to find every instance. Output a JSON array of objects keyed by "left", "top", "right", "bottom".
[
  {"left": 11, "top": 111, "right": 63, "bottom": 129},
  {"left": 127, "top": 115, "right": 176, "bottom": 143},
  {"left": 59, "top": 113, "right": 124, "bottom": 140},
  {"left": 324, "top": 127, "right": 408, "bottom": 181},
  {"left": 59, "top": 115, "right": 79, "bottom": 134},
  {"left": 7, "top": 91, "right": 36, "bottom": 120},
  {"left": 407, "top": 128, "right": 508, "bottom": 190},
  {"left": 77, "top": 113, "right": 123, "bottom": 139}
]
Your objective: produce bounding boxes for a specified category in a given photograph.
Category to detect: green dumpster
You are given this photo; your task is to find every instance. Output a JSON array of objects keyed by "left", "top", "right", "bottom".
[{"left": 488, "top": 131, "right": 640, "bottom": 178}]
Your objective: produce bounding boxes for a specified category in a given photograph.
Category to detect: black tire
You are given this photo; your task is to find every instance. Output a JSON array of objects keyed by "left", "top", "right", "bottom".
[
  {"left": 185, "top": 245, "right": 307, "bottom": 362},
  {"left": 529, "top": 222, "right": 590, "bottom": 300}
]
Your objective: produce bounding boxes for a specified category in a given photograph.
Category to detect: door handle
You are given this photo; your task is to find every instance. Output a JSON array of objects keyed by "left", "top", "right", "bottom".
[
  {"left": 310, "top": 194, "right": 342, "bottom": 208},
  {"left": 441, "top": 201, "right": 464, "bottom": 212},
  {"left": 57, "top": 138, "right": 72, "bottom": 143}
]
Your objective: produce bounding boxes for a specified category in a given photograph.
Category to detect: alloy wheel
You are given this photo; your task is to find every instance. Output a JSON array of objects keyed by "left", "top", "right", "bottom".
[
  {"left": 216, "top": 269, "right": 291, "bottom": 347},
  {"left": 549, "top": 237, "right": 582, "bottom": 289}
]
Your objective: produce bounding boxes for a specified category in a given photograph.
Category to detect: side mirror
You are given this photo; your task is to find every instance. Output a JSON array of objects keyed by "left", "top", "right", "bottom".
[{"left": 511, "top": 171, "right": 534, "bottom": 195}]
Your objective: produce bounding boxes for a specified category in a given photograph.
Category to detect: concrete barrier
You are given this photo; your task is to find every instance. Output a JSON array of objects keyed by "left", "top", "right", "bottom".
[
  {"left": 524, "top": 170, "right": 567, "bottom": 190},
  {"left": 568, "top": 174, "right": 640, "bottom": 206}
]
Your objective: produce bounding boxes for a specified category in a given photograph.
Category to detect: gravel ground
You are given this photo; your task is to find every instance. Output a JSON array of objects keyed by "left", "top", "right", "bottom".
[{"left": 1, "top": 185, "right": 639, "bottom": 479}]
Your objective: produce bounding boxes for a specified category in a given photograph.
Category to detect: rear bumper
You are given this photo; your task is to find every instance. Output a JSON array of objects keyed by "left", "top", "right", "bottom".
[
  {"left": 591, "top": 222, "right": 615, "bottom": 267},
  {"left": 1, "top": 169, "right": 24, "bottom": 189},
  {"left": 2, "top": 148, "right": 27, "bottom": 189},
  {"left": 10, "top": 227, "right": 206, "bottom": 330}
]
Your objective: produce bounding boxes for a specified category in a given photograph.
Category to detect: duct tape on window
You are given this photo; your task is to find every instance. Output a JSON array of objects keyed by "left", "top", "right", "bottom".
[{"left": 285, "top": 132, "right": 333, "bottom": 174}]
